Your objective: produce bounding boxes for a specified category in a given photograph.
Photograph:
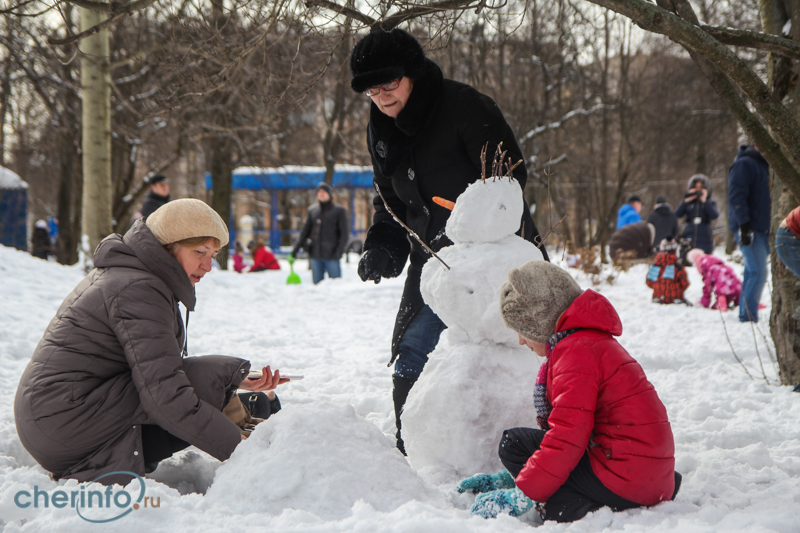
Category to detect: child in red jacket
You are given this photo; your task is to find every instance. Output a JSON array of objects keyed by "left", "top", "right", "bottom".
[
  {"left": 459, "top": 261, "right": 680, "bottom": 523},
  {"left": 646, "top": 236, "right": 690, "bottom": 304},
  {"left": 246, "top": 241, "right": 280, "bottom": 272}
]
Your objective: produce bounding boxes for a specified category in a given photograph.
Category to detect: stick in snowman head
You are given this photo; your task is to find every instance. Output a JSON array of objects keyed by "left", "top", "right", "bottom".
[{"left": 373, "top": 182, "right": 450, "bottom": 271}]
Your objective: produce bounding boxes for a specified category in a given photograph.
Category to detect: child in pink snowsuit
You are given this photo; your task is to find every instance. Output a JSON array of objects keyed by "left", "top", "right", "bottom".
[{"left": 686, "top": 248, "right": 741, "bottom": 312}]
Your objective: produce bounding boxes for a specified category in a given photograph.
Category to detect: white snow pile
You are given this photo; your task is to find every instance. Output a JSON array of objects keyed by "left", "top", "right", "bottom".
[
  {"left": 403, "top": 342, "right": 538, "bottom": 480},
  {"left": 206, "top": 403, "right": 444, "bottom": 519},
  {"left": 0, "top": 166, "right": 26, "bottom": 189},
  {"left": 404, "top": 177, "right": 544, "bottom": 478},
  {"left": 1, "top": 228, "right": 800, "bottom": 532}
]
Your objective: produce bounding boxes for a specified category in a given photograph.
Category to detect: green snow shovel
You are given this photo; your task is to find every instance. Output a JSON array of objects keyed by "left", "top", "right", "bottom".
[{"left": 286, "top": 254, "right": 301, "bottom": 285}]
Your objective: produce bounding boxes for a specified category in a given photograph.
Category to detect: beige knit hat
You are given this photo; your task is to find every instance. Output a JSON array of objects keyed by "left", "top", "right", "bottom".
[
  {"left": 145, "top": 199, "right": 229, "bottom": 247},
  {"left": 499, "top": 261, "right": 583, "bottom": 343}
]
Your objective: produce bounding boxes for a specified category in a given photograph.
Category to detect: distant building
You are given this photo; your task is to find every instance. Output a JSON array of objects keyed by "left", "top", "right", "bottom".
[{"left": 0, "top": 166, "right": 28, "bottom": 251}]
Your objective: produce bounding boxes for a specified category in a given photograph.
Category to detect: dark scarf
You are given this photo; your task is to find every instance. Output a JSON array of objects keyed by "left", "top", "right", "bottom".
[
  {"left": 319, "top": 199, "right": 333, "bottom": 215},
  {"left": 534, "top": 328, "right": 581, "bottom": 431},
  {"left": 367, "top": 59, "right": 444, "bottom": 177}
]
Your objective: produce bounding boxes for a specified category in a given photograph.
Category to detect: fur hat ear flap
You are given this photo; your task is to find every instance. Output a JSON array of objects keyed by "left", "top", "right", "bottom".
[{"left": 507, "top": 266, "right": 528, "bottom": 295}]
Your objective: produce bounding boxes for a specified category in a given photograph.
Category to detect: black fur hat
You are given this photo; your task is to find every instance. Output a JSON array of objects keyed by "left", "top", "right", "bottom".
[{"left": 350, "top": 28, "right": 426, "bottom": 93}]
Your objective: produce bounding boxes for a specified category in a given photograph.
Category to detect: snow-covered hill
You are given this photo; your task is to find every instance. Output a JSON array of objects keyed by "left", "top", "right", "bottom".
[{"left": 0, "top": 244, "right": 798, "bottom": 532}]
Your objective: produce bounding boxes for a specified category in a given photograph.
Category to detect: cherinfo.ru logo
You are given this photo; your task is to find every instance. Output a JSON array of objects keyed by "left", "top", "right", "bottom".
[{"left": 13, "top": 471, "right": 161, "bottom": 523}]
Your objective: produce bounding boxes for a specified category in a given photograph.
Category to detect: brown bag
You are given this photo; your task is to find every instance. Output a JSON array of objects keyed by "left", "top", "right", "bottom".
[{"left": 223, "top": 394, "right": 265, "bottom": 439}]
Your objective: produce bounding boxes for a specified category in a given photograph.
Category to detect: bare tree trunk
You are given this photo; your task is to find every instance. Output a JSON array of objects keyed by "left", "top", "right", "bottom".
[
  {"left": 765, "top": 0, "right": 800, "bottom": 386},
  {"left": 209, "top": 137, "right": 233, "bottom": 270},
  {"left": 56, "top": 110, "right": 82, "bottom": 265},
  {"left": 323, "top": 30, "right": 352, "bottom": 184},
  {"left": 0, "top": 17, "right": 11, "bottom": 166},
  {"left": 80, "top": 5, "right": 112, "bottom": 260}
]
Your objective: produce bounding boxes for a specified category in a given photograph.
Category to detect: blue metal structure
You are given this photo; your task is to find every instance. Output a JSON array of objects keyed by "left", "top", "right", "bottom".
[
  {"left": 205, "top": 165, "right": 374, "bottom": 251},
  {"left": 0, "top": 167, "right": 28, "bottom": 251}
]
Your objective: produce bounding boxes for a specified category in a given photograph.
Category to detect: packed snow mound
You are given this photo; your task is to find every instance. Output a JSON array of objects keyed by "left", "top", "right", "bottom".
[
  {"left": 445, "top": 177, "right": 523, "bottom": 244},
  {"left": 205, "top": 403, "right": 444, "bottom": 520},
  {"left": 403, "top": 342, "right": 538, "bottom": 477},
  {"left": 0, "top": 166, "right": 26, "bottom": 189},
  {"left": 421, "top": 236, "right": 543, "bottom": 345}
]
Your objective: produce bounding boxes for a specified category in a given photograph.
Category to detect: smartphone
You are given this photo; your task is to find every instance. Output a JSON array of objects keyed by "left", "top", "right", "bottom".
[{"left": 247, "top": 371, "right": 304, "bottom": 381}]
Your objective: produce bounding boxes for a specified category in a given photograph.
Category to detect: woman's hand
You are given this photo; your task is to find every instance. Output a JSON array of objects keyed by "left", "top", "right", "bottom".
[
  {"left": 240, "top": 365, "right": 289, "bottom": 392},
  {"left": 698, "top": 188, "right": 708, "bottom": 202}
]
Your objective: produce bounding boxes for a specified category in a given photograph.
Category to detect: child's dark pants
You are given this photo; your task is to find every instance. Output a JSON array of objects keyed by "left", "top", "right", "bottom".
[{"left": 499, "top": 427, "right": 674, "bottom": 523}]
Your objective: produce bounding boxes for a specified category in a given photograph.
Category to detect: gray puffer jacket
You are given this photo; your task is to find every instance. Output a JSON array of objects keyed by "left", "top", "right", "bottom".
[{"left": 15, "top": 221, "right": 248, "bottom": 484}]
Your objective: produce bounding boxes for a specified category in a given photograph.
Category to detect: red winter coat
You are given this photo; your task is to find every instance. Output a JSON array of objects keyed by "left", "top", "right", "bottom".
[
  {"left": 515, "top": 290, "right": 675, "bottom": 506},
  {"left": 251, "top": 246, "right": 280, "bottom": 271},
  {"left": 646, "top": 250, "right": 689, "bottom": 304}
]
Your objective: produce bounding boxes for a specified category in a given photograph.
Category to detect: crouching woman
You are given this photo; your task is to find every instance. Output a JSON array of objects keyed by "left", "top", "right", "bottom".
[
  {"left": 462, "top": 261, "right": 680, "bottom": 522},
  {"left": 15, "top": 199, "right": 284, "bottom": 485}
]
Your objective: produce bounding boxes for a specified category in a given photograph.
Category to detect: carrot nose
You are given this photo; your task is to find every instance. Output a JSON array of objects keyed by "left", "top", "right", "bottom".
[{"left": 433, "top": 196, "right": 455, "bottom": 210}]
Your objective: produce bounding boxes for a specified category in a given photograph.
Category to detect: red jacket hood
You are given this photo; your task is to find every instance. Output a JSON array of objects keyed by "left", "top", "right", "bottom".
[{"left": 555, "top": 289, "right": 622, "bottom": 337}]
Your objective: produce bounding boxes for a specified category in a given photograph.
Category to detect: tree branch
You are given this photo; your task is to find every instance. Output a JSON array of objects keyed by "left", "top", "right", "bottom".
[
  {"left": 701, "top": 24, "right": 800, "bottom": 62},
  {"left": 48, "top": 0, "right": 159, "bottom": 46},
  {"left": 60, "top": 0, "right": 115, "bottom": 13},
  {"left": 584, "top": 0, "right": 800, "bottom": 200},
  {"left": 380, "top": 0, "right": 485, "bottom": 30},
  {"left": 520, "top": 103, "right": 617, "bottom": 143},
  {"left": 304, "top": 0, "right": 375, "bottom": 27}
]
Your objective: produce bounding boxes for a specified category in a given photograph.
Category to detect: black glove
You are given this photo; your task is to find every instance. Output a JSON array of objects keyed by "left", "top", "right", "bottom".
[
  {"left": 739, "top": 222, "right": 754, "bottom": 247},
  {"left": 358, "top": 248, "right": 391, "bottom": 284}
]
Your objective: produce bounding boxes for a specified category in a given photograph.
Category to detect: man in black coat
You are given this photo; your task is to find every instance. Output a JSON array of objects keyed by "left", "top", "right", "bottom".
[
  {"left": 290, "top": 182, "right": 350, "bottom": 284},
  {"left": 140, "top": 175, "right": 171, "bottom": 219},
  {"left": 350, "top": 28, "right": 548, "bottom": 453},
  {"left": 647, "top": 195, "right": 680, "bottom": 248},
  {"left": 728, "top": 144, "right": 770, "bottom": 322}
]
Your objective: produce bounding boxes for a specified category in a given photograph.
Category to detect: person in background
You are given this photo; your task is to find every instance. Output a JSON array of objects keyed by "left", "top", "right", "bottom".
[
  {"left": 647, "top": 195, "right": 680, "bottom": 249},
  {"left": 460, "top": 261, "right": 679, "bottom": 523},
  {"left": 231, "top": 241, "right": 246, "bottom": 273},
  {"left": 608, "top": 221, "right": 655, "bottom": 260},
  {"left": 141, "top": 175, "right": 171, "bottom": 219},
  {"left": 686, "top": 248, "right": 742, "bottom": 313},
  {"left": 675, "top": 174, "right": 718, "bottom": 255},
  {"left": 349, "top": 27, "right": 547, "bottom": 454},
  {"left": 247, "top": 240, "right": 280, "bottom": 272},
  {"left": 31, "top": 219, "right": 52, "bottom": 260},
  {"left": 616, "top": 195, "right": 643, "bottom": 230},
  {"left": 776, "top": 205, "right": 800, "bottom": 392},
  {"left": 289, "top": 182, "right": 349, "bottom": 284},
  {"left": 728, "top": 143, "right": 770, "bottom": 323},
  {"left": 646, "top": 236, "right": 690, "bottom": 305}
]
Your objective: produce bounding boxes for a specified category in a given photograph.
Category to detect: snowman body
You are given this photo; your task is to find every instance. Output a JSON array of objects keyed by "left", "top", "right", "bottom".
[{"left": 403, "top": 177, "right": 545, "bottom": 478}]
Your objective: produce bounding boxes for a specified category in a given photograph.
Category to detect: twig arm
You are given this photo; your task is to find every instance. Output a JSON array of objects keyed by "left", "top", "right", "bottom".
[{"left": 374, "top": 183, "right": 450, "bottom": 271}]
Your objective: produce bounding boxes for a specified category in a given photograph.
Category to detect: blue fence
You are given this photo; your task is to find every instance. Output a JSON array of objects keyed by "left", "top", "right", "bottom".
[
  {"left": 0, "top": 188, "right": 28, "bottom": 251},
  {"left": 206, "top": 166, "right": 374, "bottom": 251}
]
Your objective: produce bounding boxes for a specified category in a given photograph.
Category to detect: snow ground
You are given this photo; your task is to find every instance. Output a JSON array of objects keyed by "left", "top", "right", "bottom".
[{"left": 1, "top": 244, "right": 799, "bottom": 532}]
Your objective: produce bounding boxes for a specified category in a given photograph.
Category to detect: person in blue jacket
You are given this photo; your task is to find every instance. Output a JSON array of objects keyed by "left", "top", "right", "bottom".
[
  {"left": 616, "top": 195, "right": 643, "bottom": 230},
  {"left": 728, "top": 144, "right": 770, "bottom": 322},
  {"left": 675, "top": 174, "right": 719, "bottom": 255}
]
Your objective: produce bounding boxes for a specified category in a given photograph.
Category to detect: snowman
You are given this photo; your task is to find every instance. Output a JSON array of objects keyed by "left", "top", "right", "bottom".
[{"left": 402, "top": 176, "right": 545, "bottom": 480}]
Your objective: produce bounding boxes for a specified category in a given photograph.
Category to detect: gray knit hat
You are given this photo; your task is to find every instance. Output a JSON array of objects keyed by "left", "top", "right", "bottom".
[
  {"left": 499, "top": 261, "right": 583, "bottom": 343},
  {"left": 146, "top": 198, "right": 229, "bottom": 247}
]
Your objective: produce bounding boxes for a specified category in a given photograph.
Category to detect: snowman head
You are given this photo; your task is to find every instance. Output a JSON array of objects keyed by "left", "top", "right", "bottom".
[
  {"left": 442, "top": 177, "right": 524, "bottom": 245},
  {"left": 422, "top": 177, "right": 544, "bottom": 345}
]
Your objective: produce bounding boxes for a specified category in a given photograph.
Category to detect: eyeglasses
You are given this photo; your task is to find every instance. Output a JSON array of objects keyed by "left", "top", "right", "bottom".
[{"left": 364, "top": 79, "right": 401, "bottom": 96}]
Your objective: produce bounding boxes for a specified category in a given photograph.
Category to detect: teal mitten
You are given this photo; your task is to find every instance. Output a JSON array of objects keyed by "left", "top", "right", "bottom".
[
  {"left": 456, "top": 470, "right": 516, "bottom": 494},
  {"left": 469, "top": 488, "right": 534, "bottom": 518}
]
